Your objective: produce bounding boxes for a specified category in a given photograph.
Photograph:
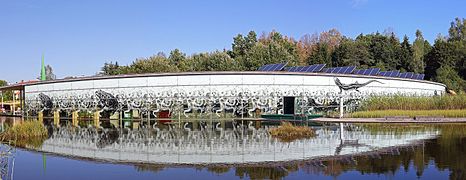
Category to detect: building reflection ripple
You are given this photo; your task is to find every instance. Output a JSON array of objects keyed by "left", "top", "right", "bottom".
[{"left": 35, "top": 125, "right": 439, "bottom": 165}]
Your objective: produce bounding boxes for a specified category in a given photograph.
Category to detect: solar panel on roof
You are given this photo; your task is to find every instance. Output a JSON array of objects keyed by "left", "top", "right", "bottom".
[
  {"left": 303, "top": 66, "right": 313, "bottom": 72},
  {"left": 334, "top": 67, "right": 341, "bottom": 73},
  {"left": 419, "top": 74, "right": 425, "bottom": 80},
  {"left": 390, "top": 71, "right": 400, "bottom": 77},
  {"left": 313, "top": 64, "right": 326, "bottom": 72},
  {"left": 257, "top": 65, "right": 267, "bottom": 71},
  {"left": 265, "top": 65, "right": 273, "bottom": 71},
  {"left": 269, "top": 63, "right": 286, "bottom": 71},
  {"left": 340, "top": 67, "right": 347, "bottom": 74},
  {"left": 341, "top": 67, "right": 349, "bottom": 73},
  {"left": 405, "top": 72, "right": 414, "bottom": 79},
  {"left": 399, "top": 73, "right": 407, "bottom": 78},
  {"left": 297, "top": 66, "right": 306, "bottom": 72},
  {"left": 369, "top": 68, "right": 380, "bottom": 75},
  {"left": 304, "top": 66, "right": 315, "bottom": 72},
  {"left": 263, "top": 64, "right": 272, "bottom": 71},
  {"left": 258, "top": 63, "right": 287, "bottom": 71},
  {"left": 297, "top": 66, "right": 305, "bottom": 72},
  {"left": 385, "top": 71, "right": 393, "bottom": 77},
  {"left": 307, "top": 65, "right": 316, "bottom": 72},
  {"left": 354, "top": 69, "right": 364, "bottom": 75},
  {"left": 345, "top": 66, "right": 356, "bottom": 74},
  {"left": 335, "top": 67, "right": 343, "bottom": 73},
  {"left": 272, "top": 64, "right": 280, "bottom": 71}
]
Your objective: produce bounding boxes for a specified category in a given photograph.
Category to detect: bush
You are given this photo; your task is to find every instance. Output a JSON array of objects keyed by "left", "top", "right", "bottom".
[{"left": 269, "top": 122, "right": 315, "bottom": 142}]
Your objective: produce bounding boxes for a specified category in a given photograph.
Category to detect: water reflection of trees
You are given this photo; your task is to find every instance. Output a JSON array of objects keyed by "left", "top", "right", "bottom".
[{"left": 302, "top": 124, "right": 466, "bottom": 179}]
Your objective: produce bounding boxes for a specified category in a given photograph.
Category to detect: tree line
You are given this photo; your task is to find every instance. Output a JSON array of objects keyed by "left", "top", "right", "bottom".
[{"left": 99, "top": 18, "right": 464, "bottom": 92}]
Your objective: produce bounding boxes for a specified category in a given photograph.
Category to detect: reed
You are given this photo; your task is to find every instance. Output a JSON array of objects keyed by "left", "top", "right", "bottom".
[
  {"left": 359, "top": 94, "right": 466, "bottom": 111},
  {"left": 269, "top": 122, "right": 315, "bottom": 142},
  {"left": 350, "top": 109, "right": 466, "bottom": 118},
  {"left": 0, "top": 120, "right": 48, "bottom": 141}
]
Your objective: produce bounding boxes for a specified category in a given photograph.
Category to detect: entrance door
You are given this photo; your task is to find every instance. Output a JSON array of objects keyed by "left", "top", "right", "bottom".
[{"left": 283, "top": 96, "right": 295, "bottom": 115}]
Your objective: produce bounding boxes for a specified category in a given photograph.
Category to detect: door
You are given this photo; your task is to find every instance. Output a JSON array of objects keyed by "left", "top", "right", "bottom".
[{"left": 283, "top": 96, "right": 295, "bottom": 115}]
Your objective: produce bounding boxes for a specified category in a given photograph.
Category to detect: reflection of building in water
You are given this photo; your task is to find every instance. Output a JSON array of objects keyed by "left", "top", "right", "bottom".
[
  {"left": 0, "top": 144, "right": 15, "bottom": 180},
  {"left": 36, "top": 127, "right": 439, "bottom": 164}
]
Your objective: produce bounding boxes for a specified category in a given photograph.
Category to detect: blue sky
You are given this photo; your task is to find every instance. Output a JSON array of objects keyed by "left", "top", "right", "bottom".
[{"left": 1, "top": 0, "right": 465, "bottom": 83}]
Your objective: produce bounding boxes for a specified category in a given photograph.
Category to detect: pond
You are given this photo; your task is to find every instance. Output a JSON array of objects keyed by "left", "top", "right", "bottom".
[{"left": 0, "top": 116, "right": 465, "bottom": 179}]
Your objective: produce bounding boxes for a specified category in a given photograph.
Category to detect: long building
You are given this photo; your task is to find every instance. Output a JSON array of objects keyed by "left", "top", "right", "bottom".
[{"left": 0, "top": 63, "right": 446, "bottom": 119}]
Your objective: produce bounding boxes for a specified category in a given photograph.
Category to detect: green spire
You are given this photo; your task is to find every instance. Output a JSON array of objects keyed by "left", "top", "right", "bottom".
[{"left": 40, "top": 54, "right": 46, "bottom": 81}]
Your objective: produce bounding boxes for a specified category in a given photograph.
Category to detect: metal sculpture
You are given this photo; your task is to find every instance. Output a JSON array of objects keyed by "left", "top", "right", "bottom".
[
  {"left": 38, "top": 93, "right": 53, "bottom": 110},
  {"left": 95, "top": 90, "right": 119, "bottom": 110},
  {"left": 334, "top": 77, "right": 383, "bottom": 93}
]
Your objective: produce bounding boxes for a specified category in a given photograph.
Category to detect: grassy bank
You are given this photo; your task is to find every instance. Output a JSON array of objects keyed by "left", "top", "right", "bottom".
[
  {"left": 359, "top": 94, "right": 466, "bottom": 111},
  {"left": 0, "top": 120, "right": 48, "bottom": 141},
  {"left": 350, "top": 109, "right": 466, "bottom": 118},
  {"left": 269, "top": 122, "right": 315, "bottom": 142}
]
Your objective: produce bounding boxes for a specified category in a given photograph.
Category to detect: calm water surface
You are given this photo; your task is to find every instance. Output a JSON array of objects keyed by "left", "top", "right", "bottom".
[{"left": 0, "top": 116, "right": 464, "bottom": 180}]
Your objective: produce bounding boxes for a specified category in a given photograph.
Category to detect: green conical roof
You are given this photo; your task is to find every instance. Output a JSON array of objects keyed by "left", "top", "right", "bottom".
[{"left": 40, "top": 54, "right": 46, "bottom": 81}]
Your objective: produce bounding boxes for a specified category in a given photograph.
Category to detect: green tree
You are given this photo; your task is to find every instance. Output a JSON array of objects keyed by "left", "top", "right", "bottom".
[
  {"left": 168, "top": 49, "right": 186, "bottom": 66},
  {"left": 101, "top": 61, "right": 122, "bottom": 75},
  {"left": 435, "top": 66, "right": 465, "bottom": 91},
  {"left": 308, "top": 42, "right": 332, "bottom": 65},
  {"left": 332, "top": 37, "right": 374, "bottom": 68},
  {"left": 448, "top": 17, "right": 466, "bottom": 41},
  {"left": 412, "top": 30, "right": 431, "bottom": 73},
  {"left": 235, "top": 31, "right": 298, "bottom": 70},
  {"left": 368, "top": 33, "right": 400, "bottom": 71},
  {"left": 0, "top": 80, "right": 12, "bottom": 102},
  {"left": 425, "top": 37, "right": 465, "bottom": 81},
  {"left": 129, "top": 54, "right": 178, "bottom": 73},
  {"left": 399, "top": 35, "right": 414, "bottom": 72}
]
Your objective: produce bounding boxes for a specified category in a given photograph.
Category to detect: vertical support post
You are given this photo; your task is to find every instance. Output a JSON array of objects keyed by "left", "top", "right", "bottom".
[
  {"left": 93, "top": 111, "right": 100, "bottom": 128},
  {"left": 12, "top": 91, "right": 15, "bottom": 116},
  {"left": 119, "top": 110, "right": 122, "bottom": 129},
  {"left": 221, "top": 120, "right": 225, "bottom": 130},
  {"left": 38, "top": 111, "right": 44, "bottom": 122},
  {"left": 339, "top": 122, "right": 344, "bottom": 141},
  {"left": 53, "top": 110, "right": 60, "bottom": 127},
  {"left": 192, "top": 120, "right": 198, "bottom": 130},
  {"left": 339, "top": 96, "right": 344, "bottom": 119},
  {"left": 72, "top": 111, "right": 79, "bottom": 127},
  {"left": 21, "top": 89, "right": 25, "bottom": 116},
  {"left": 20, "top": 90, "right": 23, "bottom": 116},
  {"left": 147, "top": 111, "right": 150, "bottom": 128},
  {"left": 0, "top": 91, "right": 3, "bottom": 112}
]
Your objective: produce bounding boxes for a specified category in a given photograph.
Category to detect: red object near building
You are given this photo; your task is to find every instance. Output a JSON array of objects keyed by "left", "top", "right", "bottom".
[{"left": 158, "top": 110, "right": 171, "bottom": 123}]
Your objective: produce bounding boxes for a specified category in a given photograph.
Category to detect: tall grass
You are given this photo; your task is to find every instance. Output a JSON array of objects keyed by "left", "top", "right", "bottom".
[
  {"left": 359, "top": 94, "right": 466, "bottom": 111},
  {"left": 0, "top": 120, "right": 48, "bottom": 141},
  {"left": 350, "top": 109, "right": 466, "bottom": 118}
]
